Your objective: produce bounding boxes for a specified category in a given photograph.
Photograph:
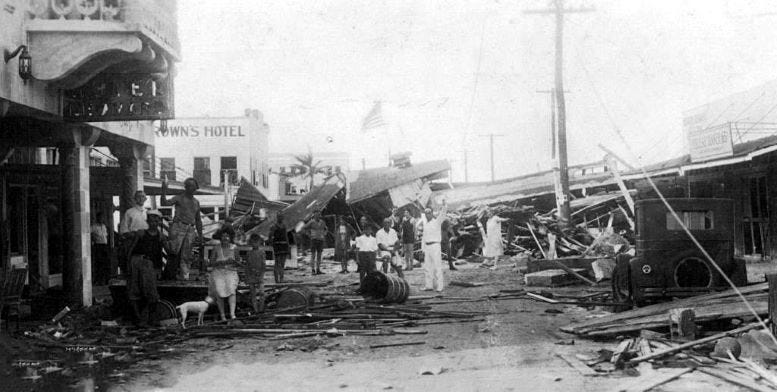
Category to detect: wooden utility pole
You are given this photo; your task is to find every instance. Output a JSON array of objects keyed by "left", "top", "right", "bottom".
[
  {"left": 478, "top": 134, "right": 504, "bottom": 182},
  {"left": 456, "top": 149, "right": 472, "bottom": 183},
  {"left": 525, "top": 0, "right": 594, "bottom": 228}
]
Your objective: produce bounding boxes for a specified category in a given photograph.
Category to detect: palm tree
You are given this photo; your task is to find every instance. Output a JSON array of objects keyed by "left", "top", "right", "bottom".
[{"left": 291, "top": 151, "right": 330, "bottom": 190}]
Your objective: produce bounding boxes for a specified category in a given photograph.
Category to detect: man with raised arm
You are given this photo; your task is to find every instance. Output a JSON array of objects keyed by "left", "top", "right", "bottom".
[
  {"left": 418, "top": 199, "right": 448, "bottom": 292},
  {"left": 160, "top": 177, "right": 203, "bottom": 280}
]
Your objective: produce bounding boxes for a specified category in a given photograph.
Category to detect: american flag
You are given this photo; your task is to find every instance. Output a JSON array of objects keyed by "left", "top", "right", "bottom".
[{"left": 361, "top": 101, "right": 386, "bottom": 132}]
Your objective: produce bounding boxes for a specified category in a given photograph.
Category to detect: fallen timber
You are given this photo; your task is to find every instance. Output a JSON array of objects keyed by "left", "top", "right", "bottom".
[{"left": 560, "top": 283, "right": 769, "bottom": 337}]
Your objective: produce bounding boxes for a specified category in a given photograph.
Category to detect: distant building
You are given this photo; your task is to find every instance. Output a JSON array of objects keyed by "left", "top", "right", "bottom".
[
  {"left": 268, "top": 152, "right": 350, "bottom": 202},
  {"left": 153, "top": 110, "right": 271, "bottom": 209}
]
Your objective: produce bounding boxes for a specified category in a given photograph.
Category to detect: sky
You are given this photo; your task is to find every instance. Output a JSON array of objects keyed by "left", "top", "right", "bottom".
[{"left": 175, "top": 0, "right": 777, "bottom": 182}]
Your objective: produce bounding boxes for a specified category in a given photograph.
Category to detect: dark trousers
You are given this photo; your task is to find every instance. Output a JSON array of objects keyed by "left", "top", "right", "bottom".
[
  {"left": 357, "top": 251, "right": 376, "bottom": 290},
  {"left": 274, "top": 252, "right": 288, "bottom": 283},
  {"left": 311, "top": 239, "right": 324, "bottom": 271},
  {"left": 91, "top": 244, "right": 110, "bottom": 285}
]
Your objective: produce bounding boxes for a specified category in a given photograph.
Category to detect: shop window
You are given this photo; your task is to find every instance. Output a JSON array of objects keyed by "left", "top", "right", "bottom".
[{"left": 160, "top": 157, "right": 176, "bottom": 181}]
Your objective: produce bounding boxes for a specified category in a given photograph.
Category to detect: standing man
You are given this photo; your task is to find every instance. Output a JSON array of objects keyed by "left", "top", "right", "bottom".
[
  {"left": 355, "top": 225, "right": 378, "bottom": 292},
  {"left": 246, "top": 233, "right": 266, "bottom": 313},
  {"left": 160, "top": 177, "right": 203, "bottom": 281},
  {"left": 124, "top": 210, "right": 168, "bottom": 328},
  {"left": 270, "top": 215, "right": 290, "bottom": 283},
  {"left": 303, "top": 211, "right": 327, "bottom": 275},
  {"left": 418, "top": 200, "right": 448, "bottom": 292},
  {"left": 334, "top": 216, "right": 354, "bottom": 273},
  {"left": 90, "top": 212, "right": 110, "bottom": 285},
  {"left": 118, "top": 190, "right": 148, "bottom": 276},
  {"left": 119, "top": 190, "right": 148, "bottom": 234},
  {"left": 441, "top": 218, "right": 458, "bottom": 271},
  {"left": 376, "top": 217, "right": 403, "bottom": 278},
  {"left": 399, "top": 210, "right": 416, "bottom": 271}
]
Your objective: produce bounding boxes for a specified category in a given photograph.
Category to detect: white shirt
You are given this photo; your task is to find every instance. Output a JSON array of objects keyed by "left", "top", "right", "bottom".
[
  {"left": 119, "top": 206, "right": 148, "bottom": 234},
  {"left": 375, "top": 228, "right": 398, "bottom": 250},
  {"left": 420, "top": 215, "right": 444, "bottom": 243},
  {"left": 355, "top": 235, "right": 378, "bottom": 252}
]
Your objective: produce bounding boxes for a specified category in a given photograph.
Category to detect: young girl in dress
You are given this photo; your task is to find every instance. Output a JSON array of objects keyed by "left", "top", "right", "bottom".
[{"left": 209, "top": 226, "right": 239, "bottom": 321}]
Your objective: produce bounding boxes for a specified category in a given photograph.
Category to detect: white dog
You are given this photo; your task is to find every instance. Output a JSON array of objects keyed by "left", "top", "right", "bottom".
[{"left": 176, "top": 296, "right": 215, "bottom": 328}]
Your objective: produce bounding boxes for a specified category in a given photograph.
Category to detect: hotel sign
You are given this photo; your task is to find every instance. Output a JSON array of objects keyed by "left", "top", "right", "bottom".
[{"left": 687, "top": 123, "right": 733, "bottom": 163}]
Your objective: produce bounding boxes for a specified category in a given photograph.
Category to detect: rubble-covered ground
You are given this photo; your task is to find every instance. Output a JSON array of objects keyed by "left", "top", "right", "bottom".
[{"left": 3, "top": 256, "right": 777, "bottom": 392}]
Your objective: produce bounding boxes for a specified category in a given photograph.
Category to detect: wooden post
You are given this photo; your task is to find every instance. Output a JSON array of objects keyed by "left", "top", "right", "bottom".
[
  {"left": 768, "top": 274, "right": 777, "bottom": 338},
  {"left": 668, "top": 308, "right": 697, "bottom": 341}
]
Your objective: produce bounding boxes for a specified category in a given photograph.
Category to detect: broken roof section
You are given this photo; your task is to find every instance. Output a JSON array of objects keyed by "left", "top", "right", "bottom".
[
  {"left": 246, "top": 175, "right": 345, "bottom": 237},
  {"left": 347, "top": 160, "right": 450, "bottom": 204},
  {"left": 435, "top": 166, "right": 616, "bottom": 210},
  {"left": 229, "top": 177, "right": 287, "bottom": 218},
  {"left": 623, "top": 134, "right": 777, "bottom": 178}
]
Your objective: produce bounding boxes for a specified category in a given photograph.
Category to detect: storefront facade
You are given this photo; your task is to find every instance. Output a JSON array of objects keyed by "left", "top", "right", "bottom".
[{"left": 0, "top": 0, "right": 179, "bottom": 307}]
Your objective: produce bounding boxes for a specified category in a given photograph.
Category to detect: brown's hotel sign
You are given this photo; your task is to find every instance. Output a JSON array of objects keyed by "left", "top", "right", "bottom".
[{"left": 155, "top": 125, "right": 246, "bottom": 138}]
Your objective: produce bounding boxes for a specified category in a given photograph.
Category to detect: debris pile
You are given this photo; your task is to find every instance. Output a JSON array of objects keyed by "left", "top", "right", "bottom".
[
  {"left": 560, "top": 283, "right": 769, "bottom": 337},
  {"left": 449, "top": 205, "right": 610, "bottom": 260},
  {"left": 562, "top": 324, "right": 777, "bottom": 391}
]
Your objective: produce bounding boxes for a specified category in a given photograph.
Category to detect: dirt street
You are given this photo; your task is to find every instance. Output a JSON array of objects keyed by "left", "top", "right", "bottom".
[{"left": 109, "top": 257, "right": 760, "bottom": 392}]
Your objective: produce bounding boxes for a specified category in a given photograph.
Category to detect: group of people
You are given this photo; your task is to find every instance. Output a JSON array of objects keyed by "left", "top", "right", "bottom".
[
  {"left": 112, "top": 174, "right": 508, "bottom": 327},
  {"left": 302, "top": 200, "right": 452, "bottom": 293},
  {"left": 115, "top": 177, "right": 208, "bottom": 327}
]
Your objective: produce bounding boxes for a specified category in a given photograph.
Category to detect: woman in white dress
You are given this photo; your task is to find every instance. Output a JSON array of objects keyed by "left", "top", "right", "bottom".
[
  {"left": 478, "top": 209, "right": 509, "bottom": 269},
  {"left": 209, "top": 227, "right": 239, "bottom": 321}
]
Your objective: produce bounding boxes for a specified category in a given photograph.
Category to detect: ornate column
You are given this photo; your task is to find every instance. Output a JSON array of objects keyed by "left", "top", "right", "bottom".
[
  {"left": 110, "top": 144, "right": 147, "bottom": 217},
  {"left": 61, "top": 126, "right": 100, "bottom": 307}
]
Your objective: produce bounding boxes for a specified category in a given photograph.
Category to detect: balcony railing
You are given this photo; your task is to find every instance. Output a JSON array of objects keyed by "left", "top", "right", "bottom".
[
  {"left": 28, "top": 0, "right": 123, "bottom": 21},
  {"left": 26, "top": 0, "right": 180, "bottom": 59}
]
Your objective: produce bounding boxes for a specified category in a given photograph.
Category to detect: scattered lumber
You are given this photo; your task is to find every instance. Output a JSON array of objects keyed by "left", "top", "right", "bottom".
[
  {"left": 627, "top": 322, "right": 767, "bottom": 365},
  {"left": 561, "top": 283, "right": 769, "bottom": 336},
  {"left": 697, "top": 367, "right": 776, "bottom": 392}
]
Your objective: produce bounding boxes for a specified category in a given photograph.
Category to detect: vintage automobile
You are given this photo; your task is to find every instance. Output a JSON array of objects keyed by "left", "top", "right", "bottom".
[{"left": 612, "top": 198, "right": 747, "bottom": 305}]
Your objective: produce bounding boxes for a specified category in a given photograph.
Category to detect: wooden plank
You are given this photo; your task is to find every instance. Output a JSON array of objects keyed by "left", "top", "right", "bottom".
[
  {"left": 527, "top": 257, "right": 597, "bottom": 273},
  {"left": 611, "top": 339, "right": 632, "bottom": 366},
  {"left": 546, "top": 259, "right": 597, "bottom": 286},
  {"left": 556, "top": 353, "right": 600, "bottom": 377},
  {"left": 627, "top": 322, "right": 767, "bottom": 365},
  {"left": 616, "top": 368, "right": 693, "bottom": 392},
  {"left": 697, "top": 367, "right": 775, "bottom": 392},
  {"left": 560, "top": 283, "right": 768, "bottom": 334}
]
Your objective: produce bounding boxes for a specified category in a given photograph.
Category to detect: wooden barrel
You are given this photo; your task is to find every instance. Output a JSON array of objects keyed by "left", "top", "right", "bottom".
[
  {"left": 362, "top": 271, "right": 410, "bottom": 304},
  {"left": 276, "top": 286, "right": 315, "bottom": 310}
]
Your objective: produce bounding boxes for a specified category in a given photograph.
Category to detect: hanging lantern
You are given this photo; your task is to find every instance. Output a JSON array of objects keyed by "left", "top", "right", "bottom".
[{"left": 17, "top": 46, "right": 32, "bottom": 81}]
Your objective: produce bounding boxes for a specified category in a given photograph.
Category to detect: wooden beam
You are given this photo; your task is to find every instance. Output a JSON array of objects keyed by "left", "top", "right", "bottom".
[{"left": 627, "top": 322, "right": 767, "bottom": 365}]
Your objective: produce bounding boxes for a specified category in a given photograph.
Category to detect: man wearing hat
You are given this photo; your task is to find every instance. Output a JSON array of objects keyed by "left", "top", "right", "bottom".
[
  {"left": 418, "top": 200, "right": 448, "bottom": 292},
  {"left": 124, "top": 210, "right": 169, "bottom": 328}
]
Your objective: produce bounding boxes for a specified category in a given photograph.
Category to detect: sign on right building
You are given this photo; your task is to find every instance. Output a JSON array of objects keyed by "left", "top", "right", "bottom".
[
  {"left": 683, "top": 79, "right": 777, "bottom": 162},
  {"left": 687, "top": 122, "right": 733, "bottom": 162}
]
